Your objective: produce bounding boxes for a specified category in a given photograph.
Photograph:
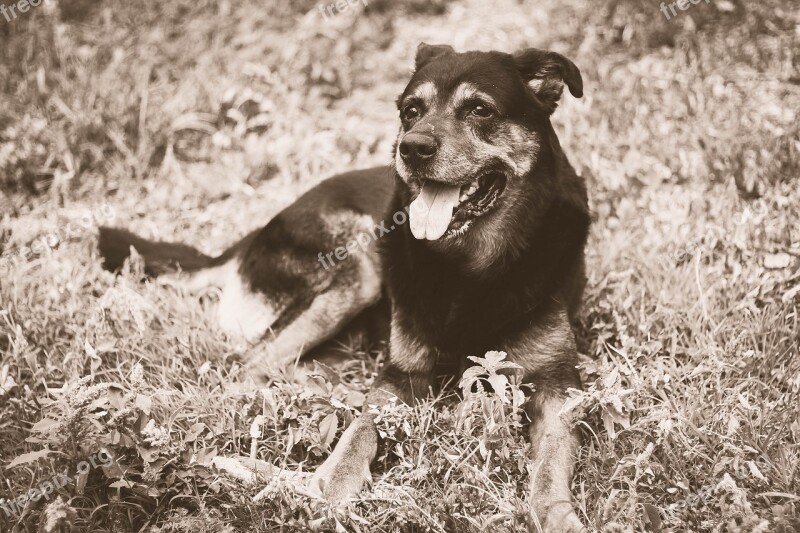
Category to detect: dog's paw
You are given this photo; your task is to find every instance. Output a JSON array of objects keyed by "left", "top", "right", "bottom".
[
  {"left": 240, "top": 349, "right": 286, "bottom": 385},
  {"left": 239, "top": 364, "right": 269, "bottom": 387},
  {"left": 307, "top": 416, "right": 378, "bottom": 504},
  {"left": 535, "top": 504, "right": 587, "bottom": 533}
]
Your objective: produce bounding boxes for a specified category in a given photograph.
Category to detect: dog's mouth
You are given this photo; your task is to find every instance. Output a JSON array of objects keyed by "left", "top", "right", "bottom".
[{"left": 409, "top": 172, "right": 507, "bottom": 241}]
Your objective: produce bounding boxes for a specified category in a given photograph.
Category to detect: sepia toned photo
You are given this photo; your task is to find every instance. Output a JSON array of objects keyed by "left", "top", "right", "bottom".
[{"left": 1, "top": 1, "right": 798, "bottom": 531}]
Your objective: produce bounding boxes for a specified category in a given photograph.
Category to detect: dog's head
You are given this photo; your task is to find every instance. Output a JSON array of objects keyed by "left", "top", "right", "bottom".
[{"left": 394, "top": 43, "right": 582, "bottom": 249}]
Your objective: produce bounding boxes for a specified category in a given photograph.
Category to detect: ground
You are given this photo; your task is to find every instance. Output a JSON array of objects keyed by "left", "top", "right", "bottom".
[{"left": 0, "top": 0, "right": 798, "bottom": 531}]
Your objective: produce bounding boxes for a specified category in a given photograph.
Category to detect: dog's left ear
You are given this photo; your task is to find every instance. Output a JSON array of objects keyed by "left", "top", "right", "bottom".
[
  {"left": 513, "top": 48, "right": 583, "bottom": 113},
  {"left": 415, "top": 43, "right": 455, "bottom": 71}
]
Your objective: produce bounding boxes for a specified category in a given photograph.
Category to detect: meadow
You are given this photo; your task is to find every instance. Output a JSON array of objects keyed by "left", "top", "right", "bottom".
[{"left": 0, "top": 0, "right": 798, "bottom": 531}]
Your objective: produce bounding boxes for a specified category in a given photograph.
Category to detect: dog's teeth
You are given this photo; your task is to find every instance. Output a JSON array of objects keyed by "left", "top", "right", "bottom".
[{"left": 459, "top": 180, "right": 479, "bottom": 202}]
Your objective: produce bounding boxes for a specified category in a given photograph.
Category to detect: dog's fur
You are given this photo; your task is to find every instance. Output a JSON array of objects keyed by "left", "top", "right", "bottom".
[
  {"left": 99, "top": 168, "right": 394, "bottom": 365},
  {"left": 98, "top": 44, "right": 589, "bottom": 532}
]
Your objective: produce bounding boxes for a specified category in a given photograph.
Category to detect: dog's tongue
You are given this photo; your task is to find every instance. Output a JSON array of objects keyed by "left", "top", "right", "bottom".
[{"left": 409, "top": 181, "right": 460, "bottom": 240}]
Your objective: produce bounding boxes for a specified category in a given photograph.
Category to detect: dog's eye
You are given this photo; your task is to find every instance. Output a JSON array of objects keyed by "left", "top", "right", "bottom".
[
  {"left": 402, "top": 105, "right": 421, "bottom": 121},
  {"left": 470, "top": 103, "right": 494, "bottom": 118}
]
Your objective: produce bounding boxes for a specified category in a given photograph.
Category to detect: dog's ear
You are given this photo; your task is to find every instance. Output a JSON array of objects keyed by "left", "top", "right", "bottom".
[
  {"left": 513, "top": 48, "right": 583, "bottom": 113},
  {"left": 415, "top": 43, "right": 454, "bottom": 71}
]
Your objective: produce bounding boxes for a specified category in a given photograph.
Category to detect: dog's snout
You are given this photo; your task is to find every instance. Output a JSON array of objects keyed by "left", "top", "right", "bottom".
[{"left": 399, "top": 132, "right": 438, "bottom": 163}]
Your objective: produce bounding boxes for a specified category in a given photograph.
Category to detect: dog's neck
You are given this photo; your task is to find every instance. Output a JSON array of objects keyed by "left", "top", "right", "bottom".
[{"left": 380, "top": 159, "right": 589, "bottom": 353}]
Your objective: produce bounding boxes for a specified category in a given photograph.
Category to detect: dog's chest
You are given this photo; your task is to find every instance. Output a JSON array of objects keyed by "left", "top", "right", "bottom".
[{"left": 405, "top": 283, "right": 525, "bottom": 354}]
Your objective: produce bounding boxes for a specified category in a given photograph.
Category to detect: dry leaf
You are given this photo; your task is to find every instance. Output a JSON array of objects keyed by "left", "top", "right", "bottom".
[
  {"left": 764, "top": 253, "right": 792, "bottom": 269},
  {"left": 319, "top": 412, "right": 338, "bottom": 450}
]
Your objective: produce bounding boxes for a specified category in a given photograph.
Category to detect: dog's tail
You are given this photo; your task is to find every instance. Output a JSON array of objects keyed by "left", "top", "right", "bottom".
[{"left": 97, "top": 227, "right": 234, "bottom": 277}]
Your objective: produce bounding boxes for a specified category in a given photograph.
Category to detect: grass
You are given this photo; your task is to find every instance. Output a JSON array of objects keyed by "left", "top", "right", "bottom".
[{"left": 1, "top": 0, "right": 798, "bottom": 531}]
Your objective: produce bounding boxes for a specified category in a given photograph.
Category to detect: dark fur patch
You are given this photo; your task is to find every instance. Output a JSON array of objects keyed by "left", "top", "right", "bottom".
[
  {"left": 383, "top": 48, "right": 589, "bottom": 388},
  {"left": 98, "top": 227, "right": 226, "bottom": 276},
  {"left": 371, "top": 362, "right": 433, "bottom": 405}
]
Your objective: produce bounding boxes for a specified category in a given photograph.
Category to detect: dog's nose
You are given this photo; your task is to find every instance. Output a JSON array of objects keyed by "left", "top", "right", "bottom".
[{"left": 399, "top": 132, "right": 438, "bottom": 162}]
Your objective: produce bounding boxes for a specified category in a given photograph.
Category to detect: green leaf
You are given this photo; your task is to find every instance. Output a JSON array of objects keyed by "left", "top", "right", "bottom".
[
  {"left": 459, "top": 366, "right": 486, "bottom": 391},
  {"left": 135, "top": 394, "right": 152, "bottom": 415},
  {"left": 5, "top": 449, "right": 51, "bottom": 469},
  {"left": 483, "top": 351, "right": 508, "bottom": 368},
  {"left": 185, "top": 423, "right": 206, "bottom": 443},
  {"left": 194, "top": 446, "right": 217, "bottom": 467},
  {"left": 642, "top": 502, "right": 662, "bottom": 531},
  {"left": 488, "top": 374, "right": 509, "bottom": 403},
  {"left": 345, "top": 390, "right": 365, "bottom": 408},
  {"left": 319, "top": 412, "right": 338, "bottom": 450},
  {"left": 31, "top": 417, "right": 59, "bottom": 434}
]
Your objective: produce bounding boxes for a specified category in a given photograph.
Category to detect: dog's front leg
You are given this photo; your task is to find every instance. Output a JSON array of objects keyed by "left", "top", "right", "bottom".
[
  {"left": 506, "top": 308, "right": 586, "bottom": 532},
  {"left": 306, "top": 411, "right": 379, "bottom": 503},
  {"left": 309, "top": 326, "right": 434, "bottom": 503},
  {"left": 526, "top": 391, "right": 586, "bottom": 533}
]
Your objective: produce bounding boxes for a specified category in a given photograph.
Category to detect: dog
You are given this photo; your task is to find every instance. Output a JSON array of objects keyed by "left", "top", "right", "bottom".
[{"left": 98, "top": 43, "right": 589, "bottom": 532}]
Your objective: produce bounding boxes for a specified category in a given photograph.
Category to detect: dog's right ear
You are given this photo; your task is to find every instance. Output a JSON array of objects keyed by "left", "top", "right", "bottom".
[
  {"left": 513, "top": 48, "right": 583, "bottom": 113},
  {"left": 415, "top": 43, "right": 454, "bottom": 71}
]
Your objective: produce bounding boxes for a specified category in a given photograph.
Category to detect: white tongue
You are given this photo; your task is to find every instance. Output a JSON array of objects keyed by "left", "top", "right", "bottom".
[{"left": 409, "top": 181, "right": 460, "bottom": 240}]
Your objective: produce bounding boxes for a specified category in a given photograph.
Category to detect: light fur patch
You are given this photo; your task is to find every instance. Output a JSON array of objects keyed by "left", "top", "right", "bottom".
[
  {"left": 408, "top": 81, "right": 437, "bottom": 107},
  {"left": 449, "top": 82, "right": 498, "bottom": 110},
  {"left": 527, "top": 395, "right": 583, "bottom": 530},
  {"left": 320, "top": 212, "right": 375, "bottom": 241},
  {"left": 249, "top": 250, "right": 382, "bottom": 369},
  {"left": 503, "top": 306, "right": 575, "bottom": 372},
  {"left": 319, "top": 211, "right": 382, "bottom": 261},
  {"left": 389, "top": 313, "right": 433, "bottom": 373},
  {"left": 307, "top": 416, "right": 377, "bottom": 501},
  {"left": 526, "top": 79, "right": 545, "bottom": 92},
  {"left": 464, "top": 122, "right": 540, "bottom": 178},
  {"left": 216, "top": 260, "right": 278, "bottom": 343},
  {"left": 159, "top": 263, "right": 228, "bottom": 293},
  {"left": 459, "top": 212, "right": 515, "bottom": 273},
  {"left": 160, "top": 259, "right": 279, "bottom": 344}
]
